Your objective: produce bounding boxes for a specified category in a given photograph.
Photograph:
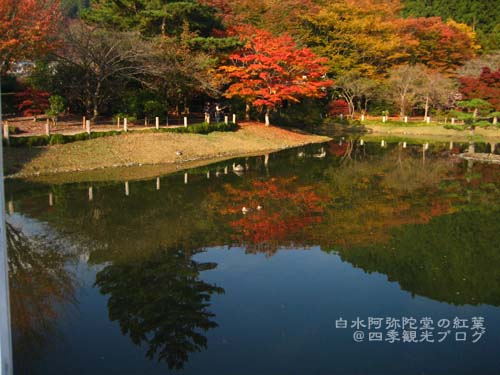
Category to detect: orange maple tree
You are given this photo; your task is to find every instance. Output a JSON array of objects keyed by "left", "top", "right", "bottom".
[
  {"left": 402, "top": 17, "right": 479, "bottom": 74},
  {"left": 0, "top": 0, "right": 61, "bottom": 73},
  {"left": 219, "top": 27, "right": 333, "bottom": 118}
]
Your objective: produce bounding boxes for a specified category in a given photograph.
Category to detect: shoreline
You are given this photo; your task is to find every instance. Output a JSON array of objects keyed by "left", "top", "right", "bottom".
[{"left": 4, "top": 122, "right": 331, "bottom": 184}]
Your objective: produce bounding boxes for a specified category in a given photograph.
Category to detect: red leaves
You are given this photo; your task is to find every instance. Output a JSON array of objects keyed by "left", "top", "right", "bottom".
[
  {"left": 327, "top": 99, "right": 349, "bottom": 116},
  {"left": 219, "top": 27, "right": 333, "bottom": 111},
  {"left": 459, "top": 67, "right": 500, "bottom": 110},
  {"left": 16, "top": 87, "right": 50, "bottom": 116},
  {"left": 218, "top": 177, "right": 325, "bottom": 246},
  {"left": 0, "top": 0, "right": 61, "bottom": 71}
]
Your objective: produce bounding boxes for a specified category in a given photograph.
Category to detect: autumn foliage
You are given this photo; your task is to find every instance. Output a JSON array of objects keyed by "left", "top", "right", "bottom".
[
  {"left": 459, "top": 67, "right": 500, "bottom": 110},
  {"left": 0, "top": 0, "right": 61, "bottom": 73},
  {"left": 16, "top": 87, "right": 50, "bottom": 117},
  {"left": 217, "top": 177, "right": 325, "bottom": 253},
  {"left": 219, "top": 28, "right": 332, "bottom": 112}
]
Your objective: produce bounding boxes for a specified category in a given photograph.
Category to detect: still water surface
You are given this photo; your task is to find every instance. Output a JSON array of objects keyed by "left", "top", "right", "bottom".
[{"left": 6, "top": 138, "right": 500, "bottom": 374}]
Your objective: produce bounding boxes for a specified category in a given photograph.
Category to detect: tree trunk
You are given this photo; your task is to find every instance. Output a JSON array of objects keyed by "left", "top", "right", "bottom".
[
  {"left": 424, "top": 96, "right": 429, "bottom": 120},
  {"left": 91, "top": 81, "right": 102, "bottom": 121}
]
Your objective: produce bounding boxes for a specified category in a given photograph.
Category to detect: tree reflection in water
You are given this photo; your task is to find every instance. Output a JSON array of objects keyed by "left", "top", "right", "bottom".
[
  {"left": 7, "top": 221, "right": 76, "bottom": 371},
  {"left": 94, "top": 247, "right": 224, "bottom": 370}
]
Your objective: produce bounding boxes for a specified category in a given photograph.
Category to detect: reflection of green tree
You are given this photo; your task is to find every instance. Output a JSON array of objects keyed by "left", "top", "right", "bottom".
[
  {"left": 7, "top": 222, "right": 76, "bottom": 370},
  {"left": 95, "top": 247, "right": 224, "bottom": 370},
  {"left": 334, "top": 209, "right": 500, "bottom": 306}
]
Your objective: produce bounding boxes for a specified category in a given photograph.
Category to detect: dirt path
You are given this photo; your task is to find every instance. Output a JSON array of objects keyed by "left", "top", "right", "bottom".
[{"left": 4, "top": 122, "right": 330, "bottom": 181}]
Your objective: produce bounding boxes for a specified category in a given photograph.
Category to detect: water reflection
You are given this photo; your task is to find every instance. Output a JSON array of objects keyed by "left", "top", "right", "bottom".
[
  {"left": 6, "top": 138, "right": 500, "bottom": 374},
  {"left": 6, "top": 220, "right": 76, "bottom": 371},
  {"left": 95, "top": 247, "right": 224, "bottom": 370}
]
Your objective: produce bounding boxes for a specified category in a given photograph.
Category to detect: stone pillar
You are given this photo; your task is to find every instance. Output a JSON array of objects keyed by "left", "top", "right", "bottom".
[
  {"left": 156, "top": 177, "right": 160, "bottom": 190},
  {"left": 184, "top": 117, "right": 188, "bottom": 127},
  {"left": 45, "top": 119, "right": 50, "bottom": 136},
  {"left": 232, "top": 114, "right": 236, "bottom": 124},
  {"left": 123, "top": 118, "right": 128, "bottom": 132},
  {"left": 404, "top": 116, "right": 408, "bottom": 123},
  {"left": 86, "top": 120, "right": 91, "bottom": 135},
  {"left": 224, "top": 116, "right": 228, "bottom": 124},
  {"left": 155, "top": 117, "right": 159, "bottom": 130}
]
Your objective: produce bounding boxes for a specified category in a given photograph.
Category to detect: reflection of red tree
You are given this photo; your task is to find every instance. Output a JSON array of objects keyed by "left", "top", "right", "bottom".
[
  {"left": 219, "top": 177, "right": 325, "bottom": 253},
  {"left": 328, "top": 142, "right": 349, "bottom": 157}
]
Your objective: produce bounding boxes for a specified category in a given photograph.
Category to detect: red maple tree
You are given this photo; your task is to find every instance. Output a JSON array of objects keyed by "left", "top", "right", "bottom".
[
  {"left": 16, "top": 87, "right": 50, "bottom": 117},
  {"left": 459, "top": 67, "right": 500, "bottom": 110},
  {"left": 0, "top": 0, "right": 61, "bottom": 73},
  {"left": 219, "top": 27, "right": 333, "bottom": 120}
]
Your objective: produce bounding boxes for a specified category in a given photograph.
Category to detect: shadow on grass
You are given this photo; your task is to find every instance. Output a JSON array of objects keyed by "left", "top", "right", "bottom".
[{"left": 3, "top": 146, "right": 47, "bottom": 176}]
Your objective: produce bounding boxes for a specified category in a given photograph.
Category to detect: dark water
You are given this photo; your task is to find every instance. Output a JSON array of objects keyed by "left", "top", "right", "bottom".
[{"left": 6, "top": 138, "right": 500, "bottom": 375}]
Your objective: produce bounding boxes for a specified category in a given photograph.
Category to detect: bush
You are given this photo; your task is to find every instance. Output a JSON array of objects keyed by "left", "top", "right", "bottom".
[{"left": 49, "top": 134, "right": 65, "bottom": 145}]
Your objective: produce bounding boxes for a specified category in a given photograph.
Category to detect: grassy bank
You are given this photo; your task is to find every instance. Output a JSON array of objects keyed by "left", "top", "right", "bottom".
[
  {"left": 365, "top": 123, "right": 500, "bottom": 142},
  {"left": 4, "top": 122, "right": 330, "bottom": 181}
]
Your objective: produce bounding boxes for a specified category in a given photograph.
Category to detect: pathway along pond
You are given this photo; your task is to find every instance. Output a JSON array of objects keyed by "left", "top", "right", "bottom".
[{"left": 6, "top": 138, "right": 500, "bottom": 375}]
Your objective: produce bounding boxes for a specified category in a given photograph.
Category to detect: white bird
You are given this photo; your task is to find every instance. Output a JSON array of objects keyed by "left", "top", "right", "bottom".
[
  {"left": 313, "top": 147, "right": 326, "bottom": 158},
  {"left": 232, "top": 163, "right": 244, "bottom": 172},
  {"left": 242, "top": 206, "right": 250, "bottom": 214},
  {"left": 175, "top": 150, "right": 183, "bottom": 156}
]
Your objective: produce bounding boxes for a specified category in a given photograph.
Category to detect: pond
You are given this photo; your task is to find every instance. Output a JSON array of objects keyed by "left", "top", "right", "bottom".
[{"left": 6, "top": 137, "right": 500, "bottom": 374}]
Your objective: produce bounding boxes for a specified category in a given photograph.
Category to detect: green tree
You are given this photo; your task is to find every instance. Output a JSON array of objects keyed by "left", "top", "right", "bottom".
[
  {"left": 46, "top": 95, "right": 65, "bottom": 125},
  {"left": 82, "top": 0, "right": 222, "bottom": 38}
]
